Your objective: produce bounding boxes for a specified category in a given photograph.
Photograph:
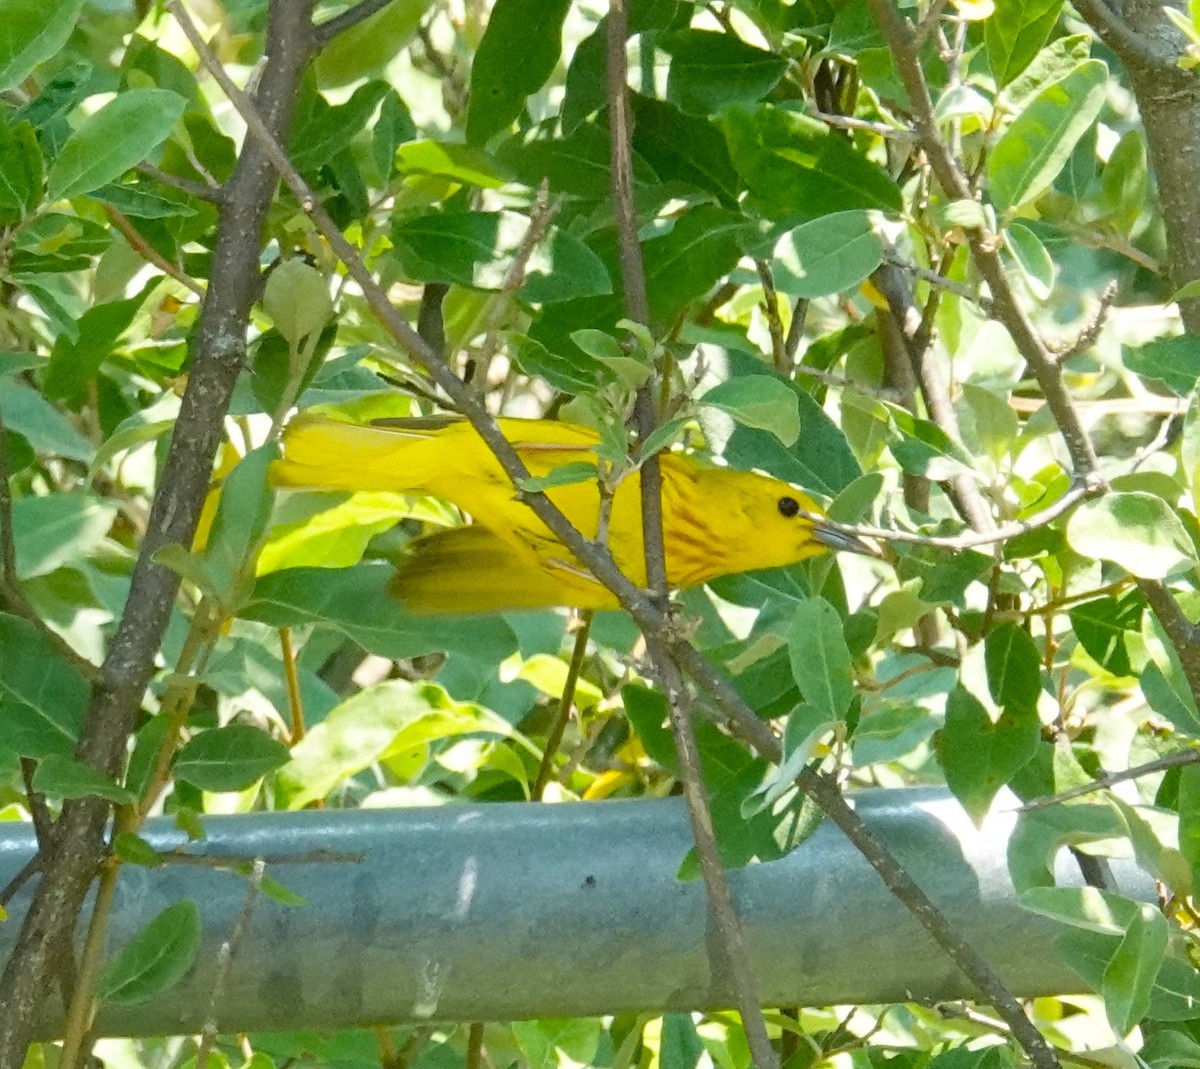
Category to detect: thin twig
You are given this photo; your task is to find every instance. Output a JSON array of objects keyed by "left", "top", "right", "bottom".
[
  {"left": 913, "top": 0, "right": 951, "bottom": 45},
  {"left": 810, "top": 109, "right": 912, "bottom": 139},
  {"left": 312, "top": 0, "right": 395, "bottom": 47},
  {"left": 279, "top": 627, "right": 306, "bottom": 743},
  {"left": 532, "top": 611, "right": 593, "bottom": 800},
  {"left": 867, "top": 0, "right": 1099, "bottom": 479},
  {"left": 466, "top": 181, "right": 558, "bottom": 391},
  {"left": 464, "top": 1022, "right": 485, "bottom": 1069},
  {"left": 0, "top": 855, "right": 42, "bottom": 910},
  {"left": 755, "top": 259, "right": 787, "bottom": 373},
  {"left": 197, "top": 858, "right": 266, "bottom": 1069},
  {"left": 158, "top": 847, "right": 366, "bottom": 866},
  {"left": 783, "top": 296, "right": 808, "bottom": 364},
  {"left": 792, "top": 360, "right": 908, "bottom": 401},
  {"left": 101, "top": 202, "right": 205, "bottom": 296},
  {"left": 18, "top": 759, "right": 54, "bottom": 854},
  {"left": 1050, "top": 281, "right": 1118, "bottom": 360},
  {"left": 871, "top": 260, "right": 996, "bottom": 533},
  {"left": 1018, "top": 749, "right": 1200, "bottom": 812},
  {"left": 136, "top": 162, "right": 224, "bottom": 203},
  {"left": 881, "top": 251, "right": 992, "bottom": 311}
]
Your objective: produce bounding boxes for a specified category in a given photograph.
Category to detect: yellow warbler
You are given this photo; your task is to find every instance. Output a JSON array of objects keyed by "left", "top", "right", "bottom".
[{"left": 271, "top": 413, "right": 868, "bottom": 614}]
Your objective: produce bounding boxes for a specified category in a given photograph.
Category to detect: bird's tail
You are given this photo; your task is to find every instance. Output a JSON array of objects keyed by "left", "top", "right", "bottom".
[{"left": 271, "top": 414, "right": 437, "bottom": 494}]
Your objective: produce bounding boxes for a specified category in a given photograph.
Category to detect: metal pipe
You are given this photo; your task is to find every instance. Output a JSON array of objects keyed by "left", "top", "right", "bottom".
[{"left": 0, "top": 789, "right": 1148, "bottom": 1037}]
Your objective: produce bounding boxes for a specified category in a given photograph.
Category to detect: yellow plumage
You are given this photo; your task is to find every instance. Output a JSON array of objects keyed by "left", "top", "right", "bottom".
[{"left": 270, "top": 413, "right": 862, "bottom": 614}]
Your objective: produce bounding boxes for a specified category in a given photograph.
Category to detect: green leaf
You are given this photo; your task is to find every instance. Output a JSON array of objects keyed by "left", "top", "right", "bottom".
[
  {"left": 511, "top": 1019, "right": 601, "bottom": 1069},
  {"left": 772, "top": 210, "right": 884, "bottom": 299},
  {"left": 984, "top": 622, "right": 1041, "bottom": 711},
  {"left": 241, "top": 563, "right": 519, "bottom": 663},
  {"left": 112, "top": 832, "right": 163, "bottom": 868},
  {"left": 497, "top": 121, "right": 656, "bottom": 196},
  {"left": 1, "top": 382, "right": 93, "bottom": 461},
  {"left": 89, "top": 181, "right": 195, "bottom": 220},
  {"left": 96, "top": 901, "right": 202, "bottom": 1005},
  {"left": 919, "top": 548, "right": 992, "bottom": 604},
  {"left": 1002, "top": 33, "right": 1091, "bottom": 109},
  {"left": 756, "top": 703, "right": 837, "bottom": 809},
  {"left": 372, "top": 87, "right": 417, "bottom": 180},
  {"left": 391, "top": 210, "right": 611, "bottom": 303},
  {"left": 659, "top": 1013, "right": 705, "bottom": 1069},
  {"left": 720, "top": 102, "right": 903, "bottom": 216},
  {"left": 0, "top": 613, "right": 88, "bottom": 757},
  {"left": 395, "top": 140, "right": 508, "bottom": 187},
  {"left": 642, "top": 204, "right": 749, "bottom": 320},
  {"left": 1020, "top": 884, "right": 1139, "bottom": 935},
  {"left": 259, "top": 874, "right": 308, "bottom": 907},
  {"left": 631, "top": 94, "right": 740, "bottom": 204},
  {"left": 276, "top": 678, "right": 507, "bottom": 808},
  {"left": 1102, "top": 904, "right": 1169, "bottom": 1035},
  {"left": 1006, "top": 221, "right": 1054, "bottom": 299},
  {"left": 1098, "top": 129, "right": 1149, "bottom": 233},
  {"left": 1008, "top": 804, "right": 1126, "bottom": 892},
  {"left": 1066, "top": 493, "right": 1195, "bottom": 580},
  {"left": 0, "top": 119, "right": 43, "bottom": 223},
  {"left": 200, "top": 445, "right": 278, "bottom": 606},
  {"left": 987, "top": 59, "right": 1107, "bottom": 213},
  {"left": 45, "top": 284, "right": 156, "bottom": 406},
  {"left": 11, "top": 492, "right": 118, "bottom": 579},
  {"left": 511, "top": 334, "right": 605, "bottom": 394},
  {"left": 1124, "top": 334, "right": 1200, "bottom": 396},
  {"left": 960, "top": 382, "right": 1020, "bottom": 463},
  {"left": 90, "top": 417, "right": 175, "bottom": 481},
  {"left": 314, "top": 0, "right": 432, "bottom": 86},
  {"left": 1141, "top": 1030, "right": 1200, "bottom": 1069},
  {"left": 1069, "top": 593, "right": 1143, "bottom": 676},
  {"left": 174, "top": 724, "right": 291, "bottom": 793},
  {"left": 985, "top": 0, "right": 1064, "bottom": 87},
  {"left": 888, "top": 409, "right": 974, "bottom": 481},
  {"left": 787, "top": 598, "right": 853, "bottom": 720},
  {"left": 940, "top": 684, "right": 1038, "bottom": 823},
  {"left": 661, "top": 29, "right": 787, "bottom": 115},
  {"left": 1178, "top": 764, "right": 1200, "bottom": 882},
  {"left": 1141, "top": 661, "right": 1200, "bottom": 736},
  {"left": 516, "top": 461, "right": 599, "bottom": 493},
  {"left": 719, "top": 353, "right": 861, "bottom": 496},
  {"left": 466, "top": 0, "right": 572, "bottom": 144},
  {"left": 0, "top": 0, "right": 85, "bottom": 90},
  {"left": 31, "top": 754, "right": 135, "bottom": 804},
  {"left": 701, "top": 376, "right": 801, "bottom": 446},
  {"left": 259, "top": 490, "right": 419, "bottom": 575},
  {"left": 47, "top": 88, "right": 187, "bottom": 200},
  {"left": 289, "top": 80, "right": 391, "bottom": 172}
]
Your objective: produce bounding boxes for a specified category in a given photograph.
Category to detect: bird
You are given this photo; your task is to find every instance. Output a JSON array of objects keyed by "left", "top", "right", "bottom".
[{"left": 270, "top": 412, "right": 871, "bottom": 614}]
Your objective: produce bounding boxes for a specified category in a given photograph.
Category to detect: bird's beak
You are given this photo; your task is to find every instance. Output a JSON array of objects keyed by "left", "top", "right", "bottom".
[{"left": 811, "top": 522, "right": 880, "bottom": 558}]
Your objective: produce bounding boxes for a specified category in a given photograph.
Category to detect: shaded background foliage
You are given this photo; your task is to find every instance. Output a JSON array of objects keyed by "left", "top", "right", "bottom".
[{"left": 4, "top": 0, "right": 1200, "bottom": 1066}]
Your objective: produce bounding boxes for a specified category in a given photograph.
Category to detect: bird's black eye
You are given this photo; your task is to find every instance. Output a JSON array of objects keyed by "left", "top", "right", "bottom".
[{"left": 778, "top": 496, "right": 800, "bottom": 518}]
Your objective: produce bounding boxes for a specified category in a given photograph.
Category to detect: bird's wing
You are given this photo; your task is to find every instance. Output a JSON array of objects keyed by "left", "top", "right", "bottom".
[{"left": 390, "top": 525, "right": 615, "bottom": 615}]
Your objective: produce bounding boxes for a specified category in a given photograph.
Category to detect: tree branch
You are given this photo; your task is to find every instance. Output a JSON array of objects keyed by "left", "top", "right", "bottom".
[
  {"left": 605, "top": 7, "right": 778, "bottom": 1065},
  {"left": 1069, "top": 0, "right": 1176, "bottom": 68},
  {"left": 1019, "top": 747, "right": 1200, "bottom": 811}
]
